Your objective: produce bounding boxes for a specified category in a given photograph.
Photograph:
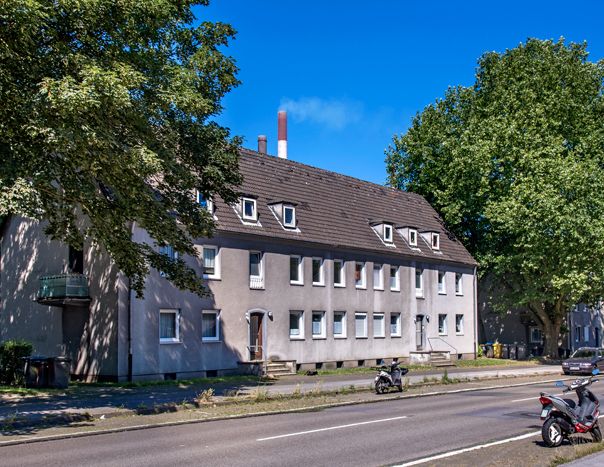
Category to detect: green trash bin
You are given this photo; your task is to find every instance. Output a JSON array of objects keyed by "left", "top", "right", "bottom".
[
  {"left": 48, "top": 357, "right": 71, "bottom": 389},
  {"left": 24, "top": 356, "right": 50, "bottom": 388}
]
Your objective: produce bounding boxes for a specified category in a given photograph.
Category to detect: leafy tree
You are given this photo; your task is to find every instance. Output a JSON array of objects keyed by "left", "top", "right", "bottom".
[
  {"left": 386, "top": 38, "right": 604, "bottom": 357},
  {"left": 0, "top": 1, "right": 242, "bottom": 297}
]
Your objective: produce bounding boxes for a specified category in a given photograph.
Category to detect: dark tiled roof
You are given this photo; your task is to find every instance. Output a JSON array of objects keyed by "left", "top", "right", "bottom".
[{"left": 214, "top": 149, "right": 476, "bottom": 267}]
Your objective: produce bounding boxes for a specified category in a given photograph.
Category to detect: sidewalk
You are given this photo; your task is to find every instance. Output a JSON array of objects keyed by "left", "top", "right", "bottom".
[
  {"left": 563, "top": 451, "right": 604, "bottom": 466},
  {"left": 0, "top": 364, "right": 561, "bottom": 429}
]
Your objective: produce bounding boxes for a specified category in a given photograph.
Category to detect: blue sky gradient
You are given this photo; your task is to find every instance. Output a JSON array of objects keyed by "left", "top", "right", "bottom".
[{"left": 199, "top": 1, "right": 604, "bottom": 185}]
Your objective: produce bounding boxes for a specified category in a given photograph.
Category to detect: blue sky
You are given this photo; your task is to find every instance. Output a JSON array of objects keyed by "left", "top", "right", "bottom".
[{"left": 199, "top": 1, "right": 604, "bottom": 185}]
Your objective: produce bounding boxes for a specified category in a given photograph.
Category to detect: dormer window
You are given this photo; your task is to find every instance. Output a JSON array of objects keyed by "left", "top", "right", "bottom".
[
  {"left": 431, "top": 233, "right": 440, "bottom": 250},
  {"left": 409, "top": 229, "right": 418, "bottom": 246},
  {"left": 195, "top": 190, "right": 213, "bottom": 213},
  {"left": 283, "top": 205, "right": 296, "bottom": 228},
  {"left": 383, "top": 224, "right": 393, "bottom": 243},
  {"left": 242, "top": 197, "right": 257, "bottom": 221}
]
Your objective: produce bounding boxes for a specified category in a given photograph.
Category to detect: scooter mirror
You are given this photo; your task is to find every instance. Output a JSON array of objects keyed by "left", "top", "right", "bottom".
[
  {"left": 555, "top": 380, "right": 565, "bottom": 387},
  {"left": 593, "top": 368, "right": 600, "bottom": 376}
]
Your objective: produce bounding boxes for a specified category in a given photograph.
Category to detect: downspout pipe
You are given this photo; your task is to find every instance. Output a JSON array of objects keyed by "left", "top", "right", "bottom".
[{"left": 473, "top": 265, "right": 478, "bottom": 359}]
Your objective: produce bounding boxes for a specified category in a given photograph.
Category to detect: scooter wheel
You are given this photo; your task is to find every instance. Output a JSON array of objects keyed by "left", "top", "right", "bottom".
[
  {"left": 375, "top": 379, "right": 387, "bottom": 394},
  {"left": 542, "top": 418, "right": 564, "bottom": 447},
  {"left": 592, "top": 424, "right": 602, "bottom": 443}
]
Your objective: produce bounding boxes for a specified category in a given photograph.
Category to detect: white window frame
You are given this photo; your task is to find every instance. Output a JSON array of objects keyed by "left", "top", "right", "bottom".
[
  {"left": 283, "top": 205, "right": 296, "bottom": 228},
  {"left": 390, "top": 266, "right": 400, "bottom": 291},
  {"left": 355, "top": 262, "right": 366, "bottom": 289},
  {"left": 355, "top": 312, "right": 368, "bottom": 338},
  {"left": 415, "top": 268, "right": 423, "bottom": 297},
  {"left": 530, "top": 326, "right": 543, "bottom": 344},
  {"left": 201, "top": 245, "right": 220, "bottom": 280},
  {"left": 312, "top": 311, "right": 326, "bottom": 339},
  {"left": 373, "top": 264, "right": 384, "bottom": 290},
  {"left": 455, "top": 273, "right": 463, "bottom": 295},
  {"left": 249, "top": 251, "right": 264, "bottom": 289},
  {"left": 438, "top": 314, "right": 448, "bottom": 335},
  {"left": 201, "top": 310, "right": 220, "bottom": 342},
  {"left": 312, "top": 257, "right": 325, "bottom": 286},
  {"left": 159, "top": 245, "right": 178, "bottom": 277},
  {"left": 438, "top": 271, "right": 446, "bottom": 294},
  {"left": 333, "top": 311, "right": 347, "bottom": 338},
  {"left": 290, "top": 255, "right": 303, "bottom": 285},
  {"left": 384, "top": 224, "right": 393, "bottom": 243},
  {"left": 409, "top": 229, "right": 418, "bottom": 247},
  {"left": 373, "top": 313, "right": 385, "bottom": 338},
  {"left": 333, "top": 259, "right": 346, "bottom": 287},
  {"left": 289, "top": 310, "right": 304, "bottom": 340},
  {"left": 431, "top": 232, "right": 440, "bottom": 250},
  {"left": 455, "top": 314, "right": 464, "bottom": 335},
  {"left": 242, "top": 197, "right": 257, "bottom": 221},
  {"left": 196, "top": 190, "right": 213, "bottom": 213},
  {"left": 575, "top": 325, "right": 581, "bottom": 343},
  {"left": 159, "top": 309, "right": 180, "bottom": 344},
  {"left": 390, "top": 313, "right": 401, "bottom": 337}
]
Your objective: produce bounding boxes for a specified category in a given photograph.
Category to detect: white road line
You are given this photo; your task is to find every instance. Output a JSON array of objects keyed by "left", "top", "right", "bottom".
[
  {"left": 395, "top": 430, "right": 541, "bottom": 466},
  {"left": 256, "top": 416, "right": 408, "bottom": 441},
  {"left": 511, "top": 392, "right": 564, "bottom": 403}
]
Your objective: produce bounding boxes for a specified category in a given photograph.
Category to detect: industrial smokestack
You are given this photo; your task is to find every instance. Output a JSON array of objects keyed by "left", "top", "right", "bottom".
[
  {"left": 278, "top": 110, "right": 287, "bottom": 159},
  {"left": 258, "top": 135, "right": 267, "bottom": 154}
]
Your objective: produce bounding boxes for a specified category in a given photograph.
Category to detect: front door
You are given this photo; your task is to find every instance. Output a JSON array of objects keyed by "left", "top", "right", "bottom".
[
  {"left": 416, "top": 315, "right": 425, "bottom": 350},
  {"left": 249, "top": 313, "right": 263, "bottom": 360}
]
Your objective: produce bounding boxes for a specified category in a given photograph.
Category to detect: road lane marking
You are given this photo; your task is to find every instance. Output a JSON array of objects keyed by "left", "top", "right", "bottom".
[
  {"left": 256, "top": 416, "right": 408, "bottom": 441},
  {"left": 511, "top": 392, "right": 564, "bottom": 403}
]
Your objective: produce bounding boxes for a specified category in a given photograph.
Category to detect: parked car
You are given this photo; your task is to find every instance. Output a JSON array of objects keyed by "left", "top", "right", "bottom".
[{"left": 562, "top": 348, "right": 604, "bottom": 375}]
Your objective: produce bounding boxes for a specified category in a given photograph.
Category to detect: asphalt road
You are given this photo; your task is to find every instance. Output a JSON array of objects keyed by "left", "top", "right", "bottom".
[{"left": 3, "top": 380, "right": 599, "bottom": 467}]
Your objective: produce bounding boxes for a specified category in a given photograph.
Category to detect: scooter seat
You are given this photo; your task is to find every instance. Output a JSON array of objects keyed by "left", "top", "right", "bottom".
[{"left": 563, "top": 399, "right": 576, "bottom": 409}]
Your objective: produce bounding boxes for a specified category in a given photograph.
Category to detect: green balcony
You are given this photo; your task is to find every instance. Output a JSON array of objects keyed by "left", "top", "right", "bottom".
[{"left": 37, "top": 274, "right": 90, "bottom": 306}]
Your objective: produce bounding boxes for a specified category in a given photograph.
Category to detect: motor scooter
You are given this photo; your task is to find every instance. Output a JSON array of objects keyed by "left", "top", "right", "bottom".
[
  {"left": 374, "top": 361, "right": 409, "bottom": 394},
  {"left": 539, "top": 368, "right": 602, "bottom": 447}
]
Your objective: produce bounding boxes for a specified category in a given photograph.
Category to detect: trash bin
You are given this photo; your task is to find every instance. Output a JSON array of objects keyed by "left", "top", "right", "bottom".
[
  {"left": 23, "top": 356, "right": 50, "bottom": 388},
  {"left": 509, "top": 345, "right": 517, "bottom": 360},
  {"left": 48, "top": 357, "right": 71, "bottom": 389},
  {"left": 493, "top": 342, "right": 503, "bottom": 359},
  {"left": 517, "top": 344, "right": 527, "bottom": 360},
  {"left": 501, "top": 344, "right": 510, "bottom": 359},
  {"left": 485, "top": 343, "right": 494, "bottom": 358}
]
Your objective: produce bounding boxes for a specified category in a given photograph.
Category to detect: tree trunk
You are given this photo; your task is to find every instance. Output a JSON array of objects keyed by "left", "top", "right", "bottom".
[{"left": 529, "top": 300, "right": 565, "bottom": 359}]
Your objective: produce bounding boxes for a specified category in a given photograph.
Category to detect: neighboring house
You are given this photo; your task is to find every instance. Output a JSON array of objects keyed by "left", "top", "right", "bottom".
[
  {"left": 567, "top": 303, "right": 604, "bottom": 352},
  {"left": 1, "top": 147, "right": 478, "bottom": 381}
]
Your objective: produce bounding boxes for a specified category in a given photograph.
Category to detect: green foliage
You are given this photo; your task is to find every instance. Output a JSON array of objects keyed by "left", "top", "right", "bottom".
[
  {"left": 0, "top": 340, "right": 33, "bottom": 386},
  {"left": 0, "top": 1, "right": 242, "bottom": 297},
  {"left": 386, "top": 38, "right": 604, "bottom": 356}
]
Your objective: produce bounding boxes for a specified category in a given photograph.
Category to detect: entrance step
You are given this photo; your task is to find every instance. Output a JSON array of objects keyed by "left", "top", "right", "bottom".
[
  {"left": 264, "top": 361, "right": 296, "bottom": 378},
  {"left": 430, "top": 352, "right": 455, "bottom": 368}
]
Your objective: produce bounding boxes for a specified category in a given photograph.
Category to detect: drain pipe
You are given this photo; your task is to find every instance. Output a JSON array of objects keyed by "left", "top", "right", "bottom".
[{"left": 473, "top": 265, "right": 478, "bottom": 360}]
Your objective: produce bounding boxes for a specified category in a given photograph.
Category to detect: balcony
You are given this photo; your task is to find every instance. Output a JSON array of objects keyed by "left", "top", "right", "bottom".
[
  {"left": 37, "top": 274, "right": 91, "bottom": 306},
  {"left": 249, "top": 276, "right": 264, "bottom": 290}
]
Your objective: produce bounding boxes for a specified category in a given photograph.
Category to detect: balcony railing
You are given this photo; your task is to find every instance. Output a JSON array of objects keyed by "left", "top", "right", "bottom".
[
  {"left": 37, "top": 274, "right": 90, "bottom": 305},
  {"left": 249, "top": 276, "right": 264, "bottom": 290}
]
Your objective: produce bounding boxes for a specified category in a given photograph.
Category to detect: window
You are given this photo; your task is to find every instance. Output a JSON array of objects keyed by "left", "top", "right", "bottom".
[
  {"left": 409, "top": 229, "right": 418, "bottom": 246},
  {"left": 159, "top": 245, "right": 178, "bottom": 277},
  {"left": 159, "top": 309, "right": 180, "bottom": 343},
  {"left": 312, "top": 311, "right": 326, "bottom": 338},
  {"left": 455, "top": 273, "right": 463, "bottom": 295},
  {"left": 290, "top": 255, "right": 303, "bottom": 285},
  {"left": 289, "top": 311, "right": 304, "bottom": 339},
  {"left": 355, "top": 312, "right": 368, "bottom": 338},
  {"left": 373, "top": 313, "right": 385, "bottom": 337},
  {"left": 283, "top": 205, "right": 296, "bottom": 228},
  {"left": 355, "top": 262, "right": 366, "bottom": 289},
  {"left": 384, "top": 224, "right": 393, "bottom": 243},
  {"left": 415, "top": 268, "right": 423, "bottom": 297},
  {"left": 585, "top": 326, "right": 590, "bottom": 342},
  {"left": 390, "top": 313, "right": 401, "bottom": 337},
  {"left": 432, "top": 233, "right": 440, "bottom": 250},
  {"left": 249, "top": 251, "right": 263, "bottom": 288},
  {"left": 196, "top": 190, "right": 213, "bottom": 212},
  {"left": 202, "top": 246, "right": 219, "bottom": 279},
  {"left": 390, "top": 266, "right": 400, "bottom": 291},
  {"left": 575, "top": 325, "right": 581, "bottom": 343},
  {"left": 529, "top": 326, "right": 542, "bottom": 343},
  {"left": 373, "top": 264, "right": 383, "bottom": 290},
  {"left": 242, "top": 197, "right": 257, "bottom": 221},
  {"left": 312, "top": 257, "right": 324, "bottom": 286},
  {"left": 333, "top": 259, "right": 345, "bottom": 287},
  {"left": 455, "top": 314, "right": 464, "bottom": 335},
  {"left": 202, "top": 310, "right": 220, "bottom": 342},
  {"left": 334, "top": 311, "right": 346, "bottom": 338},
  {"left": 438, "top": 271, "right": 446, "bottom": 294},
  {"left": 438, "top": 314, "right": 448, "bottom": 335}
]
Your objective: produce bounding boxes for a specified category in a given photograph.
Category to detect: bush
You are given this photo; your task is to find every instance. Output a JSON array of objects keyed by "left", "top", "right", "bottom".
[{"left": 0, "top": 339, "right": 33, "bottom": 386}]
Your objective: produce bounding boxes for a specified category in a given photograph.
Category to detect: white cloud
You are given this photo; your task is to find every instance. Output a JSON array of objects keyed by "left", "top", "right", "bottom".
[{"left": 279, "top": 97, "right": 363, "bottom": 130}]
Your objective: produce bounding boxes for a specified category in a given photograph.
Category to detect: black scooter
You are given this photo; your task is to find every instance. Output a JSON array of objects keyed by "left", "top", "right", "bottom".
[
  {"left": 374, "top": 361, "right": 409, "bottom": 394},
  {"left": 539, "top": 368, "right": 602, "bottom": 447}
]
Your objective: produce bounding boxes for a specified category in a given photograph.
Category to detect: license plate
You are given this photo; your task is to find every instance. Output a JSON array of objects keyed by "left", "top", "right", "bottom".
[
  {"left": 570, "top": 367, "right": 580, "bottom": 371},
  {"left": 541, "top": 408, "right": 550, "bottom": 418}
]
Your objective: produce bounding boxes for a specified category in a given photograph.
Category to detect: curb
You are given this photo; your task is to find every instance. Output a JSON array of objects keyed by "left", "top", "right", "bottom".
[{"left": 0, "top": 373, "right": 566, "bottom": 447}]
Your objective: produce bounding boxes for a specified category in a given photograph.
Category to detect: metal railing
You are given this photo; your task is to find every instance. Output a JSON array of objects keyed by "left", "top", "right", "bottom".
[
  {"left": 249, "top": 276, "right": 264, "bottom": 289},
  {"left": 37, "top": 274, "right": 90, "bottom": 300},
  {"left": 427, "top": 336, "right": 457, "bottom": 355}
]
